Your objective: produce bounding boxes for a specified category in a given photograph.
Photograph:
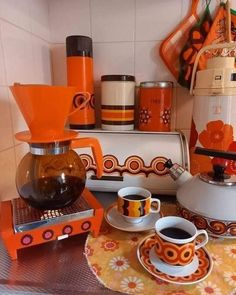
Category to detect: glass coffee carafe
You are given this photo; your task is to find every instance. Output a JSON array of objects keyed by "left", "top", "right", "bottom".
[{"left": 10, "top": 84, "right": 103, "bottom": 210}]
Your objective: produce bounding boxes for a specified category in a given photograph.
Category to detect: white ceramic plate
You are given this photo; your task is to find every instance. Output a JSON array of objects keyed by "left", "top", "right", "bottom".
[
  {"left": 149, "top": 247, "right": 199, "bottom": 277},
  {"left": 104, "top": 203, "right": 162, "bottom": 232}
]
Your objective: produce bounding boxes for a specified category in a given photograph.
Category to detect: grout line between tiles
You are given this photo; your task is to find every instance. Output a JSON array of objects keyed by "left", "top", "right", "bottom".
[
  {"left": 134, "top": 0, "right": 136, "bottom": 76},
  {"left": 0, "top": 17, "right": 51, "bottom": 44},
  {"left": 89, "top": 0, "right": 93, "bottom": 39}
]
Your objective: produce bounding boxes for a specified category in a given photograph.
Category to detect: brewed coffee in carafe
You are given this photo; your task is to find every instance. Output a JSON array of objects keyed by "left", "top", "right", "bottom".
[{"left": 10, "top": 84, "right": 103, "bottom": 210}]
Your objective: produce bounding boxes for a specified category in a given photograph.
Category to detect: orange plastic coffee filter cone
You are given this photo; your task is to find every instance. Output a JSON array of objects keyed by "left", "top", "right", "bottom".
[{"left": 10, "top": 84, "right": 76, "bottom": 139}]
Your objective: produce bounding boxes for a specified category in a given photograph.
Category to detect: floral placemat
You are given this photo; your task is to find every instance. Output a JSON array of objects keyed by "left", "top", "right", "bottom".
[{"left": 85, "top": 203, "right": 236, "bottom": 294}]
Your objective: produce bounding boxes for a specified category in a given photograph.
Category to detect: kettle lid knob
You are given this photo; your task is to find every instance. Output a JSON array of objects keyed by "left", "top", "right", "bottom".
[{"left": 164, "top": 159, "right": 174, "bottom": 169}]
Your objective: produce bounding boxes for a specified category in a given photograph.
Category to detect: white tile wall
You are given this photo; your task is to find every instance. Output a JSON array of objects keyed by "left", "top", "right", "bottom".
[
  {"left": 135, "top": 0, "right": 182, "bottom": 41},
  {"left": 31, "top": 35, "right": 52, "bottom": 83},
  {"left": 29, "top": 0, "right": 50, "bottom": 41},
  {"left": 49, "top": 0, "right": 91, "bottom": 43},
  {"left": 0, "top": 25, "right": 6, "bottom": 86},
  {"left": 94, "top": 42, "right": 135, "bottom": 82},
  {"left": 0, "top": 0, "right": 31, "bottom": 31},
  {"left": 135, "top": 41, "right": 174, "bottom": 84},
  {"left": 51, "top": 44, "right": 67, "bottom": 85},
  {"left": 1, "top": 22, "right": 35, "bottom": 84},
  {"left": 0, "top": 148, "right": 17, "bottom": 200},
  {"left": 0, "top": 0, "right": 51, "bottom": 200},
  {"left": 91, "top": 0, "right": 135, "bottom": 42},
  {"left": 0, "top": 87, "right": 14, "bottom": 150}
]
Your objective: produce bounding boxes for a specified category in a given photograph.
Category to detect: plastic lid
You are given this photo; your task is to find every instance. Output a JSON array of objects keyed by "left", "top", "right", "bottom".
[
  {"left": 140, "top": 81, "right": 173, "bottom": 88},
  {"left": 66, "top": 35, "right": 93, "bottom": 57},
  {"left": 101, "top": 75, "right": 135, "bottom": 82}
]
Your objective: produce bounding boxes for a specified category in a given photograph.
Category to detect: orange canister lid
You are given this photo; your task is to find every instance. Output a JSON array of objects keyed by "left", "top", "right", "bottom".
[{"left": 140, "top": 81, "right": 173, "bottom": 88}]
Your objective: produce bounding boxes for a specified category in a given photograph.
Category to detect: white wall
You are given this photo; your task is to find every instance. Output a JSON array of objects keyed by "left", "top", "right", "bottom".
[
  {"left": 0, "top": 0, "right": 224, "bottom": 200},
  {"left": 0, "top": 0, "right": 52, "bottom": 199}
]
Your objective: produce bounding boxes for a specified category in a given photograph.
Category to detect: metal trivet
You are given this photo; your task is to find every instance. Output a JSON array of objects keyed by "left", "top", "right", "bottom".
[{"left": 12, "top": 196, "right": 94, "bottom": 233}]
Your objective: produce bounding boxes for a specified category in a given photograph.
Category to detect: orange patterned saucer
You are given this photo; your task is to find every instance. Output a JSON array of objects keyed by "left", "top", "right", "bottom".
[{"left": 137, "top": 234, "right": 213, "bottom": 285}]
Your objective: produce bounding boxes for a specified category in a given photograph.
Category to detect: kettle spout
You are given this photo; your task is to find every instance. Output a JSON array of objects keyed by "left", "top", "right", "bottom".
[{"left": 164, "top": 159, "right": 192, "bottom": 186}]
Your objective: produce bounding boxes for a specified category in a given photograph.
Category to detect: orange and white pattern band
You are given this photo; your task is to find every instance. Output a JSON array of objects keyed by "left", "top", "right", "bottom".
[
  {"left": 101, "top": 105, "right": 134, "bottom": 126},
  {"left": 154, "top": 234, "right": 195, "bottom": 266}
]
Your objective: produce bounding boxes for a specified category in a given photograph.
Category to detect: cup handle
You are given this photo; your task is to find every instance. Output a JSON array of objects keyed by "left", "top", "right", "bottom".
[
  {"left": 68, "top": 91, "right": 91, "bottom": 116},
  {"left": 149, "top": 198, "right": 161, "bottom": 213},
  {"left": 195, "top": 229, "right": 208, "bottom": 250}
]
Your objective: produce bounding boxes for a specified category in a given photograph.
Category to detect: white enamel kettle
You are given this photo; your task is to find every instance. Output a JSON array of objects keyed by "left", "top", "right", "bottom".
[{"left": 165, "top": 146, "right": 236, "bottom": 238}]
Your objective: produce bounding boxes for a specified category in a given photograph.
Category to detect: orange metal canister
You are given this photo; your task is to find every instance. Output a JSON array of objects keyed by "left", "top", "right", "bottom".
[
  {"left": 66, "top": 35, "right": 95, "bottom": 129},
  {"left": 138, "top": 81, "right": 173, "bottom": 132}
]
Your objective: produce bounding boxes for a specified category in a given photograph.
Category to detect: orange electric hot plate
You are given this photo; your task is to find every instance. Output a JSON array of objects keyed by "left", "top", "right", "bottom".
[{"left": 15, "top": 130, "right": 79, "bottom": 143}]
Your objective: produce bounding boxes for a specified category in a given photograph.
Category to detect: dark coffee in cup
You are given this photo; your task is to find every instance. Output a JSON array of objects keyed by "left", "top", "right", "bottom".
[
  {"left": 124, "top": 194, "right": 146, "bottom": 201},
  {"left": 160, "top": 227, "right": 192, "bottom": 239}
]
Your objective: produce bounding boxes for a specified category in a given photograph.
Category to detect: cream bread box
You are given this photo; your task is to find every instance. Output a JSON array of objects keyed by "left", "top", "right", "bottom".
[{"left": 76, "top": 130, "right": 189, "bottom": 194}]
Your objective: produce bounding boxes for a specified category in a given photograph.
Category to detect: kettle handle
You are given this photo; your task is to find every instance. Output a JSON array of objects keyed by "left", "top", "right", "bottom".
[
  {"left": 70, "top": 137, "right": 103, "bottom": 178},
  {"left": 195, "top": 146, "right": 236, "bottom": 160},
  {"left": 189, "top": 42, "right": 236, "bottom": 95}
]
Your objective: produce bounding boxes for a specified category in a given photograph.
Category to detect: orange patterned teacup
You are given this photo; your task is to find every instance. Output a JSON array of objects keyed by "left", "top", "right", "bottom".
[
  {"left": 117, "top": 187, "right": 161, "bottom": 224},
  {"left": 154, "top": 216, "right": 208, "bottom": 266}
]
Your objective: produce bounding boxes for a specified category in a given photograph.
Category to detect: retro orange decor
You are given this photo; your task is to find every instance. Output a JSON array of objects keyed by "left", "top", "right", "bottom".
[
  {"left": 190, "top": 119, "right": 236, "bottom": 175},
  {"left": 178, "top": 203, "right": 236, "bottom": 237},
  {"left": 66, "top": 35, "right": 96, "bottom": 129},
  {"left": 199, "top": 120, "right": 233, "bottom": 151},
  {"left": 154, "top": 234, "right": 195, "bottom": 266},
  {"left": 0, "top": 188, "right": 103, "bottom": 260},
  {"left": 117, "top": 197, "right": 150, "bottom": 218},
  {"left": 10, "top": 84, "right": 77, "bottom": 140},
  {"left": 138, "top": 82, "right": 173, "bottom": 132},
  {"left": 81, "top": 154, "right": 168, "bottom": 177},
  {"left": 2, "top": 83, "right": 105, "bottom": 259},
  {"left": 189, "top": 147, "right": 212, "bottom": 176}
]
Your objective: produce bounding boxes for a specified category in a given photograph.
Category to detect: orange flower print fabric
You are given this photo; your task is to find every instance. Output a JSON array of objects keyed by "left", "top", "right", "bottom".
[
  {"left": 190, "top": 120, "right": 236, "bottom": 175},
  {"left": 190, "top": 147, "right": 212, "bottom": 175},
  {"left": 85, "top": 206, "right": 236, "bottom": 295},
  {"left": 199, "top": 120, "right": 233, "bottom": 151}
]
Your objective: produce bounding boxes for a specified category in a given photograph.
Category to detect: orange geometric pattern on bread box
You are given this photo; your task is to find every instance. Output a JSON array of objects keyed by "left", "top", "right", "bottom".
[
  {"left": 154, "top": 234, "right": 195, "bottom": 266},
  {"left": 81, "top": 154, "right": 168, "bottom": 177}
]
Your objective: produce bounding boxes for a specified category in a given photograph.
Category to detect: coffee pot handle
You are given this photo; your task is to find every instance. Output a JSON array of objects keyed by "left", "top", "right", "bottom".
[{"left": 70, "top": 137, "right": 103, "bottom": 178}]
